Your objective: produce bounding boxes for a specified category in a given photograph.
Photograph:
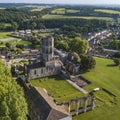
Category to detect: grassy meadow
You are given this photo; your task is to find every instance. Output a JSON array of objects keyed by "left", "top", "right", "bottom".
[
  {"left": 30, "top": 57, "right": 120, "bottom": 120},
  {"left": 95, "top": 9, "right": 120, "bottom": 14},
  {"left": 0, "top": 32, "right": 11, "bottom": 39},
  {"left": 30, "top": 76, "right": 85, "bottom": 103},
  {"left": 0, "top": 32, "right": 31, "bottom": 48},
  {"left": 51, "top": 8, "right": 80, "bottom": 14},
  {"left": 73, "top": 57, "right": 120, "bottom": 120},
  {"left": 42, "top": 14, "right": 113, "bottom": 21},
  {"left": 51, "top": 8, "right": 65, "bottom": 14}
]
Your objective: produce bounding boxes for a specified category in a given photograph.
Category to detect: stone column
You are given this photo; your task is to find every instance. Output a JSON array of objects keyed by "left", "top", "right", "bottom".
[
  {"left": 91, "top": 96, "right": 95, "bottom": 110},
  {"left": 83, "top": 97, "right": 87, "bottom": 113},
  {"left": 75, "top": 100, "right": 80, "bottom": 115},
  {"left": 68, "top": 102, "right": 71, "bottom": 114}
]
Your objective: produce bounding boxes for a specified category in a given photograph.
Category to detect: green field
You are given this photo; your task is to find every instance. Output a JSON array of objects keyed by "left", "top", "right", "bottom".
[
  {"left": 38, "top": 33, "right": 52, "bottom": 37},
  {"left": 73, "top": 57, "right": 120, "bottom": 120},
  {"left": 0, "top": 32, "right": 11, "bottom": 39},
  {"left": 51, "top": 8, "right": 80, "bottom": 14},
  {"left": 66, "top": 9, "right": 80, "bottom": 13},
  {"left": 31, "top": 57, "right": 120, "bottom": 120},
  {"left": 42, "top": 14, "right": 113, "bottom": 21},
  {"left": 30, "top": 76, "right": 85, "bottom": 103},
  {"left": 95, "top": 9, "right": 120, "bottom": 14},
  {"left": 0, "top": 39, "right": 31, "bottom": 48},
  {"left": 30, "top": 6, "right": 49, "bottom": 12},
  {"left": 51, "top": 8, "right": 65, "bottom": 14}
]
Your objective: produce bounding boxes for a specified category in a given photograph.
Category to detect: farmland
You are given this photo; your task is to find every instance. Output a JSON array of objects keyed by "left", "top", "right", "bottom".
[
  {"left": 42, "top": 14, "right": 113, "bottom": 21},
  {"left": 95, "top": 9, "right": 120, "bottom": 14}
]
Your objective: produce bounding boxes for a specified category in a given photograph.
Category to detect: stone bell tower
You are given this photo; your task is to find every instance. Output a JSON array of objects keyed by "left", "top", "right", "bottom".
[{"left": 41, "top": 36, "right": 54, "bottom": 66}]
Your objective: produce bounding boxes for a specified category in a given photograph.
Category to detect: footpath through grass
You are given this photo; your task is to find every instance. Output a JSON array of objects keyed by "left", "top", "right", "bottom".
[{"left": 30, "top": 76, "right": 85, "bottom": 103}]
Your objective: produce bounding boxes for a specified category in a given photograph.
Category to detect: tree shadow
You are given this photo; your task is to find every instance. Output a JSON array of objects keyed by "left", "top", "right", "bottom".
[{"left": 106, "top": 64, "right": 117, "bottom": 67}]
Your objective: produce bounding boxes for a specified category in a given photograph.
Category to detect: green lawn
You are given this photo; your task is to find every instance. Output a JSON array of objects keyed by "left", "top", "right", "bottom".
[
  {"left": 42, "top": 14, "right": 113, "bottom": 21},
  {"left": 38, "top": 33, "right": 52, "bottom": 37},
  {"left": 0, "top": 32, "right": 11, "bottom": 39},
  {"left": 30, "top": 57, "right": 120, "bottom": 119},
  {"left": 0, "top": 39, "right": 31, "bottom": 48},
  {"left": 30, "top": 76, "right": 85, "bottom": 103},
  {"left": 73, "top": 57, "right": 120, "bottom": 120},
  {"left": 95, "top": 9, "right": 120, "bottom": 14}
]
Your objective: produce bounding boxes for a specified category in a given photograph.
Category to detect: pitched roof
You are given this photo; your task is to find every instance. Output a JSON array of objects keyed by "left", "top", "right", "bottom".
[{"left": 26, "top": 87, "right": 70, "bottom": 120}]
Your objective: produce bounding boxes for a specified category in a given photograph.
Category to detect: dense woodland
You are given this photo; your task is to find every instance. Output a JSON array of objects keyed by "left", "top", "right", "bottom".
[
  {"left": 0, "top": 61, "right": 28, "bottom": 119},
  {"left": 1, "top": 4, "right": 120, "bottom": 34}
]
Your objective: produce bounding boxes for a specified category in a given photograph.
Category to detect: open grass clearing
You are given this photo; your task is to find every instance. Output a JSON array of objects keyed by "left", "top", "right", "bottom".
[
  {"left": 95, "top": 9, "right": 120, "bottom": 14},
  {"left": 73, "top": 57, "right": 120, "bottom": 120},
  {"left": 66, "top": 9, "right": 80, "bottom": 13},
  {"left": 30, "top": 6, "right": 50, "bottom": 12},
  {"left": 42, "top": 14, "right": 113, "bottom": 21},
  {"left": 38, "top": 33, "right": 52, "bottom": 37},
  {"left": 0, "top": 32, "right": 12, "bottom": 39},
  {"left": 0, "top": 38, "right": 31, "bottom": 48},
  {"left": 30, "top": 76, "right": 85, "bottom": 103},
  {"left": 51, "top": 8, "right": 65, "bottom": 14}
]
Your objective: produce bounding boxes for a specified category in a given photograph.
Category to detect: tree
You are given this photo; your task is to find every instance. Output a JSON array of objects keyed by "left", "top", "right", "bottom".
[
  {"left": 80, "top": 55, "right": 96, "bottom": 71},
  {"left": 31, "top": 22, "right": 37, "bottom": 31},
  {"left": 69, "top": 37, "right": 88, "bottom": 55},
  {"left": 0, "top": 61, "right": 28, "bottom": 120},
  {"left": 11, "top": 22, "right": 18, "bottom": 31},
  {"left": 55, "top": 41, "right": 69, "bottom": 51},
  {"left": 113, "top": 58, "right": 120, "bottom": 66}
]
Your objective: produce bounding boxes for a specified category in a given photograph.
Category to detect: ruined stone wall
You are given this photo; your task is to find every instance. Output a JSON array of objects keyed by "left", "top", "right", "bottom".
[{"left": 28, "top": 66, "right": 61, "bottom": 80}]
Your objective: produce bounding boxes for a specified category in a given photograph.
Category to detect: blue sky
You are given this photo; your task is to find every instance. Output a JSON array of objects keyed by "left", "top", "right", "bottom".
[{"left": 0, "top": 0, "right": 120, "bottom": 5}]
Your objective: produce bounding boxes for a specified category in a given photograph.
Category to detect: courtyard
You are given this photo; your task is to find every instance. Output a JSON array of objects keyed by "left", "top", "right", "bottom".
[{"left": 30, "top": 76, "right": 85, "bottom": 103}]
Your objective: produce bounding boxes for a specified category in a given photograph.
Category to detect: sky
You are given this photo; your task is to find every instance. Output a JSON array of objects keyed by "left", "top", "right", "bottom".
[{"left": 0, "top": 0, "right": 120, "bottom": 5}]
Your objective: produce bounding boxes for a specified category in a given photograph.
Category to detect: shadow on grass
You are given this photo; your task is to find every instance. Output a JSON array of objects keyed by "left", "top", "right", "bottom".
[{"left": 106, "top": 64, "right": 117, "bottom": 67}]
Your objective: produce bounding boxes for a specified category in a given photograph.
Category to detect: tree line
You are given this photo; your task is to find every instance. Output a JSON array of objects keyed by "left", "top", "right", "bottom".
[{"left": 0, "top": 61, "right": 28, "bottom": 119}]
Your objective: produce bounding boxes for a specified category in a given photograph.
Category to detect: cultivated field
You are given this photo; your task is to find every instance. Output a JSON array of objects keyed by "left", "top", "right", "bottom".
[
  {"left": 51, "top": 8, "right": 80, "bottom": 14},
  {"left": 51, "top": 8, "right": 65, "bottom": 14},
  {"left": 42, "top": 14, "right": 113, "bottom": 21},
  {"left": 30, "top": 6, "right": 50, "bottom": 12},
  {"left": 95, "top": 9, "right": 120, "bottom": 14},
  {"left": 30, "top": 76, "right": 85, "bottom": 103},
  {"left": 66, "top": 9, "right": 80, "bottom": 13}
]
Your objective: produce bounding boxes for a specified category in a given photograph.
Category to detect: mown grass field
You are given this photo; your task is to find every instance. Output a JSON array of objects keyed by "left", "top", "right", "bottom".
[
  {"left": 30, "top": 76, "right": 85, "bottom": 103},
  {"left": 73, "top": 57, "right": 120, "bottom": 120},
  {"left": 51, "top": 8, "right": 80, "bottom": 14},
  {"left": 31, "top": 57, "right": 120, "bottom": 120},
  {"left": 42, "top": 14, "right": 113, "bottom": 21},
  {"left": 0, "top": 32, "right": 11, "bottom": 39},
  {"left": 51, "top": 8, "right": 65, "bottom": 14},
  {"left": 66, "top": 9, "right": 80, "bottom": 13},
  {"left": 95, "top": 9, "right": 120, "bottom": 14},
  {"left": 30, "top": 6, "right": 49, "bottom": 12},
  {"left": 0, "top": 32, "right": 31, "bottom": 48}
]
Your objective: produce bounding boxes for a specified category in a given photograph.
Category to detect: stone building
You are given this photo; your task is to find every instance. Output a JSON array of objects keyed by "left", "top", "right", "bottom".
[
  {"left": 27, "top": 36, "right": 61, "bottom": 80},
  {"left": 25, "top": 86, "right": 71, "bottom": 120},
  {"left": 65, "top": 52, "right": 80, "bottom": 75}
]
